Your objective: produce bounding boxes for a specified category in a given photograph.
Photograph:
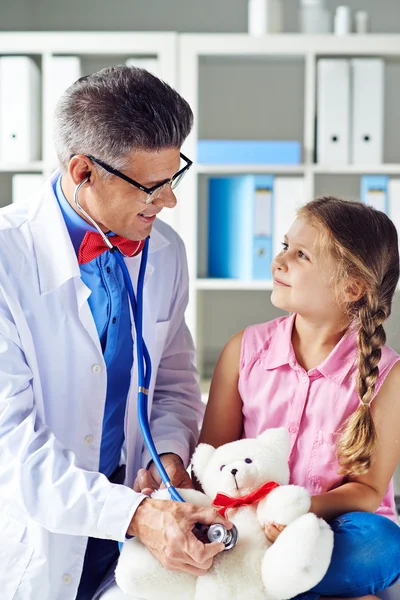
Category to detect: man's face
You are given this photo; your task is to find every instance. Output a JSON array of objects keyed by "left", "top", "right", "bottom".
[{"left": 74, "top": 147, "right": 181, "bottom": 240}]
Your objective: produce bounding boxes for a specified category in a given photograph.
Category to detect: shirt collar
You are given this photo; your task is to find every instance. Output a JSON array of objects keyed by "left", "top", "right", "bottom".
[
  {"left": 29, "top": 171, "right": 170, "bottom": 295},
  {"left": 54, "top": 174, "right": 97, "bottom": 255},
  {"left": 262, "top": 313, "right": 358, "bottom": 385}
]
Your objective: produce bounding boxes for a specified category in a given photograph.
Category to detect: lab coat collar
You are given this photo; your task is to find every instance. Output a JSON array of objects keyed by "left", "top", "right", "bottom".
[{"left": 29, "top": 172, "right": 170, "bottom": 296}]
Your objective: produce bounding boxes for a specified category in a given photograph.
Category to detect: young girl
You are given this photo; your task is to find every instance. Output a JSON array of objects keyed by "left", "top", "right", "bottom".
[{"left": 198, "top": 197, "right": 400, "bottom": 600}]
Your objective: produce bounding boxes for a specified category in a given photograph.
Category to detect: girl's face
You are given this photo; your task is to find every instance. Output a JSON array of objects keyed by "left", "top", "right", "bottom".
[{"left": 271, "top": 217, "right": 345, "bottom": 322}]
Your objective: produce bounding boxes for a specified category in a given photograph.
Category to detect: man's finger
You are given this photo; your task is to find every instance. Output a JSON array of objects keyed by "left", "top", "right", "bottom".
[{"left": 191, "top": 505, "right": 232, "bottom": 530}]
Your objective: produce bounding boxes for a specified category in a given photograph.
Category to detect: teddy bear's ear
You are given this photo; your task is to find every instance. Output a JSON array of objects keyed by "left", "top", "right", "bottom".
[
  {"left": 257, "top": 427, "right": 290, "bottom": 460},
  {"left": 191, "top": 443, "right": 216, "bottom": 482}
]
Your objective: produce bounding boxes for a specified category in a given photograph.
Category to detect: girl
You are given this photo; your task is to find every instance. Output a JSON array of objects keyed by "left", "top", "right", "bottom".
[{"left": 198, "top": 197, "right": 400, "bottom": 600}]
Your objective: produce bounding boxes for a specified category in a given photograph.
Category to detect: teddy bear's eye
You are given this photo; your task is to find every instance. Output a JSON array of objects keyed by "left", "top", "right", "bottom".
[
  {"left": 244, "top": 458, "right": 252, "bottom": 464},
  {"left": 220, "top": 465, "right": 225, "bottom": 471}
]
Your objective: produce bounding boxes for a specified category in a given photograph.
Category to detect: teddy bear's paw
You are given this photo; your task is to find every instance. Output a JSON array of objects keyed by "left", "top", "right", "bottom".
[
  {"left": 115, "top": 537, "right": 196, "bottom": 600},
  {"left": 261, "top": 513, "right": 333, "bottom": 600},
  {"left": 257, "top": 485, "right": 311, "bottom": 526}
]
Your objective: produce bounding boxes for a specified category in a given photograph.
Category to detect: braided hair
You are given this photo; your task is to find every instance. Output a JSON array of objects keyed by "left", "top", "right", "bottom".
[{"left": 298, "top": 197, "right": 399, "bottom": 475}]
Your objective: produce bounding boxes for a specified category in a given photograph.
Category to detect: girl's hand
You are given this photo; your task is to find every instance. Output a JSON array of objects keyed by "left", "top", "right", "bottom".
[{"left": 264, "top": 522, "right": 286, "bottom": 543}]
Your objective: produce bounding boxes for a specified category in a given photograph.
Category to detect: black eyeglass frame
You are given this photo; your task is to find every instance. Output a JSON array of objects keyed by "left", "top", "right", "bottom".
[{"left": 71, "top": 152, "right": 193, "bottom": 202}]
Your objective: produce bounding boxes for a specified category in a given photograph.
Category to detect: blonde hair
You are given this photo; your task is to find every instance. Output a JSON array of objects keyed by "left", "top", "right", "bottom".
[{"left": 298, "top": 197, "right": 399, "bottom": 476}]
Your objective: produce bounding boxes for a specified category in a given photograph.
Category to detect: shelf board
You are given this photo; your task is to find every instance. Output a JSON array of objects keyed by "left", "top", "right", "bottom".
[
  {"left": 196, "top": 278, "right": 274, "bottom": 290},
  {"left": 196, "top": 164, "right": 305, "bottom": 175},
  {"left": 312, "top": 164, "right": 400, "bottom": 175},
  {"left": 0, "top": 161, "right": 45, "bottom": 173}
]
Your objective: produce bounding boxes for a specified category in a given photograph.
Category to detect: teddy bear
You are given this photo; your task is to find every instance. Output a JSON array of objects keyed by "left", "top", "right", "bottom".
[{"left": 115, "top": 428, "right": 334, "bottom": 600}]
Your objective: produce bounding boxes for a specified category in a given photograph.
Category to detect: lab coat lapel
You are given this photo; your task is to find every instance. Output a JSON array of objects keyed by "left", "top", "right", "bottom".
[{"left": 29, "top": 173, "right": 102, "bottom": 353}]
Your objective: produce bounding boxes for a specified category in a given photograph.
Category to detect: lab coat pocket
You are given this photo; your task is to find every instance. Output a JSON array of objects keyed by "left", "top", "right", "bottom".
[
  {"left": 0, "top": 501, "right": 33, "bottom": 599},
  {"left": 308, "top": 430, "right": 344, "bottom": 494}
]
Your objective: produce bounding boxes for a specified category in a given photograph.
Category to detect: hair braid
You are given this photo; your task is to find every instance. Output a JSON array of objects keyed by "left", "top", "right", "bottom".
[{"left": 337, "top": 297, "right": 387, "bottom": 475}]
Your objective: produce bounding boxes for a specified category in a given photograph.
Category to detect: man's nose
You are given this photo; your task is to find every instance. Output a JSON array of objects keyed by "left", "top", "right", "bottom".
[{"left": 153, "top": 186, "right": 177, "bottom": 209}]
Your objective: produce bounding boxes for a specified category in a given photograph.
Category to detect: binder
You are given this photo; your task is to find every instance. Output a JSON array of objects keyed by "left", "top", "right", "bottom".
[
  {"left": 252, "top": 176, "right": 274, "bottom": 280},
  {"left": 351, "top": 59, "right": 384, "bottom": 165},
  {"left": 197, "top": 140, "right": 301, "bottom": 165},
  {"left": 45, "top": 56, "right": 81, "bottom": 167},
  {"left": 207, "top": 175, "right": 273, "bottom": 280},
  {"left": 388, "top": 178, "right": 400, "bottom": 252},
  {"left": 360, "top": 175, "right": 388, "bottom": 213},
  {"left": 273, "top": 177, "right": 306, "bottom": 259},
  {"left": 317, "top": 60, "right": 351, "bottom": 165},
  {"left": 0, "top": 56, "right": 41, "bottom": 164},
  {"left": 12, "top": 174, "right": 45, "bottom": 203}
]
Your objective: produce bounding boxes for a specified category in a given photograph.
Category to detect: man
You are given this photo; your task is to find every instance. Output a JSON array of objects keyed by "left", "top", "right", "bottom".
[{"left": 0, "top": 66, "right": 230, "bottom": 600}]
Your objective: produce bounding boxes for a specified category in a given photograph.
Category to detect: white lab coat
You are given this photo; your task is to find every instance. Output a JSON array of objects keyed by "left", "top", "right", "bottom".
[{"left": 0, "top": 174, "right": 204, "bottom": 600}]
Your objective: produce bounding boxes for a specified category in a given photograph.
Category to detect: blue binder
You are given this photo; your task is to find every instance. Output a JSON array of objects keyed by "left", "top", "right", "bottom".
[
  {"left": 207, "top": 175, "right": 273, "bottom": 280},
  {"left": 360, "top": 175, "right": 388, "bottom": 214},
  {"left": 198, "top": 140, "right": 301, "bottom": 165}
]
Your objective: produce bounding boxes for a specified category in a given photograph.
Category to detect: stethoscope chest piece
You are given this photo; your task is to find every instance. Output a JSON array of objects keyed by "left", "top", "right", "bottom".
[{"left": 207, "top": 523, "right": 239, "bottom": 551}]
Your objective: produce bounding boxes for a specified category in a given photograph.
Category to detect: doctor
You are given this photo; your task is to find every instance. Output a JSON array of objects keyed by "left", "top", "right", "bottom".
[{"left": 0, "top": 65, "right": 230, "bottom": 600}]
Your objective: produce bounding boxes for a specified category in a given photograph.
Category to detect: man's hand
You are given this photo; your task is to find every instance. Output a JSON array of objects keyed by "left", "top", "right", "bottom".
[
  {"left": 134, "top": 453, "right": 193, "bottom": 496},
  {"left": 127, "top": 497, "right": 232, "bottom": 576}
]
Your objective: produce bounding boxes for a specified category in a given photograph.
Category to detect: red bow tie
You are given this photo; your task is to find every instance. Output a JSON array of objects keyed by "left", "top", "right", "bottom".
[
  {"left": 78, "top": 231, "right": 145, "bottom": 265},
  {"left": 212, "top": 481, "right": 280, "bottom": 518}
]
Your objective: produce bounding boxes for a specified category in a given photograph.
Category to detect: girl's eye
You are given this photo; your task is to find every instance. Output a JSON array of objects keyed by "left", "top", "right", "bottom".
[
  {"left": 298, "top": 250, "right": 309, "bottom": 260},
  {"left": 281, "top": 242, "right": 288, "bottom": 251},
  {"left": 244, "top": 458, "right": 252, "bottom": 464},
  {"left": 220, "top": 465, "right": 225, "bottom": 471}
]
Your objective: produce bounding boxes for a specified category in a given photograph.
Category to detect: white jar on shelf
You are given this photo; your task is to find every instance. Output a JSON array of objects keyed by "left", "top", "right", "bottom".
[
  {"left": 248, "top": 0, "right": 283, "bottom": 36},
  {"left": 299, "top": 0, "right": 331, "bottom": 34}
]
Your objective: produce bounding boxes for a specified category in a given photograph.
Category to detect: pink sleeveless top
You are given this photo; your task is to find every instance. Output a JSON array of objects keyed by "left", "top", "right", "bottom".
[{"left": 239, "top": 314, "right": 399, "bottom": 522}]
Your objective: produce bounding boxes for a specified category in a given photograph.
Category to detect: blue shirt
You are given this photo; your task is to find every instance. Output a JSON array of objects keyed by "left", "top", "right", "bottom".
[
  {"left": 54, "top": 176, "right": 133, "bottom": 598},
  {"left": 55, "top": 175, "right": 133, "bottom": 477}
]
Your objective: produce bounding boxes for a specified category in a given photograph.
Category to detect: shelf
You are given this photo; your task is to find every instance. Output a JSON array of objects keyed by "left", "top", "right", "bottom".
[
  {"left": 196, "top": 164, "right": 305, "bottom": 175},
  {"left": 195, "top": 279, "right": 274, "bottom": 290},
  {"left": 196, "top": 164, "right": 400, "bottom": 176},
  {"left": 180, "top": 34, "right": 400, "bottom": 58},
  {"left": 0, "top": 161, "right": 45, "bottom": 173},
  {"left": 312, "top": 164, "right": 400, "bottom": 175}
]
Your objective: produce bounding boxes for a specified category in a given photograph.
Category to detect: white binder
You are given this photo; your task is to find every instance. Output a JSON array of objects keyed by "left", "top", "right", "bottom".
[
  {"left": 388, "top": 178, "right": 400, "bottom": 253},
  {"left": 0, "top": 56, "right": 41, "bottom": 164},
  {"left": 351, "top": 59, "right": 384, "bottom": 165},
  {"left": 12, "top": 174, "right": 45, "bottom": 203},
  {"left": 273, "top": 177, "right": 306, "bottom": 259},
  {"left": 317, "top": 59, "right": 351, "bottom": 165},
  {"left": 45, "top": 56, "right": 81, "bottom": 168}
]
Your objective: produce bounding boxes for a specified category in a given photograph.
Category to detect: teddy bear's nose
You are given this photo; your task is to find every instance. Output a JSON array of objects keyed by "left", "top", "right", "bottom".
[{"left": 231, "top": 468, "right": 238, "bottom": 476}]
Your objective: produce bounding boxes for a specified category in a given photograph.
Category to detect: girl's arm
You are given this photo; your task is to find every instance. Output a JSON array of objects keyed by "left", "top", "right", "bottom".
[
  {"left": 191, "top": 331, "right": 244, "bottom": 490},
  {"left": 197, "top": 331, "right": 244, "bottom": 449},
  {"left": 311, "top": 361, "right": 400, "bottom": 521}
]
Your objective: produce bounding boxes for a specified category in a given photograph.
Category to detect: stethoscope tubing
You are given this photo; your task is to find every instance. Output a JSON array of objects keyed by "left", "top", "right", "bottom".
[{"left": 74, "top": 177, "right": 184, "bottom": 502}]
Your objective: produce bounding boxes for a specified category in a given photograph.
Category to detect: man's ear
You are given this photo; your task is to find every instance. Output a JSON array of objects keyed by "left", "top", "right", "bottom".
[
  {"left": 191, "top": 444, "right": 215, "bottom": 483},
  {"left": 344, "top": 278, "right": 367, "bottom": 303}
]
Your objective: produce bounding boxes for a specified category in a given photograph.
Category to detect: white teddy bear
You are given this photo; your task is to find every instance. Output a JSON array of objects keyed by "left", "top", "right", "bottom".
[{"left": 115, "top": 428, "right": 334, "bottom": 600}]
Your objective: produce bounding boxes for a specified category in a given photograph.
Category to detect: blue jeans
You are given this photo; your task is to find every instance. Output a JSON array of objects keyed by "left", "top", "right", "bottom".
[{"left": 294, "top": 512, "right": 400, "bottom": 599}]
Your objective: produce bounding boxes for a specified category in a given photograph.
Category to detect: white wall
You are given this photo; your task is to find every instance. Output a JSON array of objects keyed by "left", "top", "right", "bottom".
[{"left": 1, "top": 0, "right": 400, "bottom": 33}]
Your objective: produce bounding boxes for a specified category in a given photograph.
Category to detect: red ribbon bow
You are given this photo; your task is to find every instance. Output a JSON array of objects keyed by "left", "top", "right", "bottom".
[
  {"left": 78, "top": 231, "right": 145, "bottom": 265},
  {"left": 212, "top": 481, "right": 280, "bottom": 518}
]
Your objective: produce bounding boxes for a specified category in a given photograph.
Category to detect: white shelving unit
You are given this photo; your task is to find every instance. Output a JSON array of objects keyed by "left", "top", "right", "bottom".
[
  {"left": 178, "top": 33, "right": 400, "bottom": 385},
  {"left": 0, "top": 31, "right": 178, "bottom": 228}
]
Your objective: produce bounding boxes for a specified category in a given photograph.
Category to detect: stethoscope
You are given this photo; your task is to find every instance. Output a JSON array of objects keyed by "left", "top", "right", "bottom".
[{"left": 74, "top": 178, "right": 238, "bottom": 551}]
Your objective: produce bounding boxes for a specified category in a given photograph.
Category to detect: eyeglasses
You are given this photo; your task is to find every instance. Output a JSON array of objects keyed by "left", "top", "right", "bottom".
[{"left": 84, "top": 152, "right": 192, "bottom": 205}]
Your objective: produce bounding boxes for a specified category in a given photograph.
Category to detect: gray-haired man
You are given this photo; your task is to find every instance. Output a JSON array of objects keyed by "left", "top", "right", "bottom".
[{"left": 0, "top": 65, "right": 230, "bottom": 600}]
